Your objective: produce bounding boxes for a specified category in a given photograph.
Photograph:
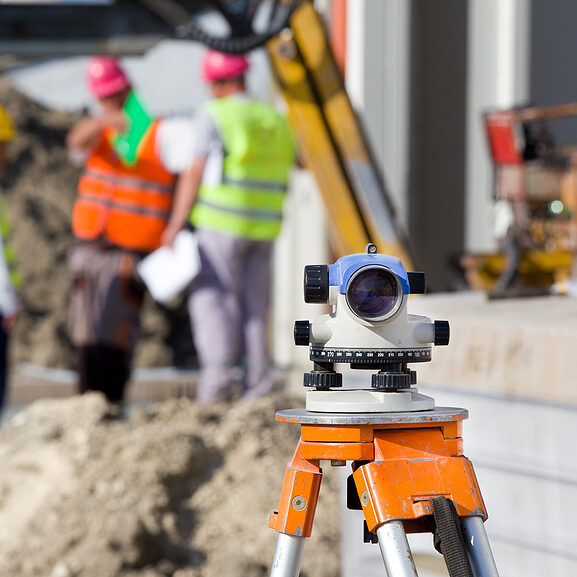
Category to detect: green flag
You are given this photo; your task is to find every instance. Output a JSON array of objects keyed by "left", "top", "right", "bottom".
[{"left": 111, "top": 92, "right": 153, "bottom": 167}]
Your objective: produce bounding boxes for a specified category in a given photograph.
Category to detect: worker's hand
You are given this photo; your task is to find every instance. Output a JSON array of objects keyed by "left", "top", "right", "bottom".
[
  {"left": 67, "top": 112, "right": 126, "bottom": 154},
  {"left": 2, "top": 313, "right": 17, "bottom": 333},
  {"left": 161, "top": 225, "right": 180, "bottom": 249},
  {"left": 100, "top": 109, "right": 128, "bottom": 134}
]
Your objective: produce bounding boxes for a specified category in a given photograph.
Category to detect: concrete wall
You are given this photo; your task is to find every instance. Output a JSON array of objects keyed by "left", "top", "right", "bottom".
[{"left": 412, "top": 293, "right": 577, "bottom": 405}]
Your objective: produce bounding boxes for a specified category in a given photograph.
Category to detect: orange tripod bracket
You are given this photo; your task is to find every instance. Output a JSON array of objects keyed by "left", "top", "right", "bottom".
[
  {"left": 269, "top": 443, "right": 322, "bottom": 537},
  {"left": 353, "top": 427, "right": 486, "bottom": 534},
  {"left": 269, "top": 407, "right": 487, "bottom": 538}
]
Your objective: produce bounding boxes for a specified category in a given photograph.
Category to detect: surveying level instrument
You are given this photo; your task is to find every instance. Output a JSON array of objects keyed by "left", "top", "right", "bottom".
[{"left": 269, "top": 244, "right": 499, "bottom": 577}]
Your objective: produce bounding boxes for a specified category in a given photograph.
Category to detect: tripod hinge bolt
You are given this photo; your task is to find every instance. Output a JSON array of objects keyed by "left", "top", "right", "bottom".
[
  {"left": 361, "top": 491, "right": 370, "bottom": 507},
  {"left": 291, "top": 496, "right": 307, "bottom": 511}
]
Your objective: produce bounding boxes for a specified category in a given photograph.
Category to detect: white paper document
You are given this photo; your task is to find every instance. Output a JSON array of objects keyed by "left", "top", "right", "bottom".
[{"left": 137, "top": 230, "right": 200, "bottom": 304}]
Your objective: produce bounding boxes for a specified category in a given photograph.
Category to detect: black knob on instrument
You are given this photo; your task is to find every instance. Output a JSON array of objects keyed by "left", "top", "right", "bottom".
[
  {"left": 294, "top": 320, "right": 310, "bottom": 346},
  {"left": 304, "top": 265, "right": 329, "bottom": 303},
  {"left": 434, "top": 320, "right": 450, "bottom": 346},
  {"left": 303, "top": 371, "right": 342, "bottom": 389}
]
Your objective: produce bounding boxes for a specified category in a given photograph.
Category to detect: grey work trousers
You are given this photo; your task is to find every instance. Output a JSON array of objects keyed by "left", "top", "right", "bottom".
[
  {"left": 68, "top": 243, "right": 145, "bottom": 402},
  {"left": 188, "top": 228, "right": 273, "bottom": 403}
]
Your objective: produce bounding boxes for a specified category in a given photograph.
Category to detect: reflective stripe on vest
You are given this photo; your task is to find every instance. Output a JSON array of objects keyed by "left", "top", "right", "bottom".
[
  {"left": 0, "top": 199, "right": 21, "bottom": 289},
  {"left": 222, "top": 175, "right": 287, "bottom": 192},
  {"left": 82, "top": 168, "right": 174, "bottom": 196},
  {"left": 190, "top": 97, "right": 294, "bottom": 241},
  {"left": 78, "top": 194, "right": 172, "bottom": 220},
  {"left": 73, "top": 120, "right": 175, "bottom": 253}
]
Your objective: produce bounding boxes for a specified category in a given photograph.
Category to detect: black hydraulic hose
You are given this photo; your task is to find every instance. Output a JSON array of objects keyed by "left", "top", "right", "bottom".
[
  {"left": 176, "top": 0, "right": 302, "bottom": 54},
  {"left": 431, "top": 496, "right": 475, "bottom": 577}
]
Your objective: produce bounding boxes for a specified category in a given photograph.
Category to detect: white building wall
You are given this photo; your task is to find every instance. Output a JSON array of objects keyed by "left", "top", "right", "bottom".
[
  {"left": 345, "top": 0, "right": 411, "bottom": 232},
  {"left": 381, "top": 1, "right": 411, "bottom": 232},
  {"left": 272, "top": 170, "right": 329, "bottom": 390},
  {"left": 465, "top": 0, "right": 530, "bottom": 253}
]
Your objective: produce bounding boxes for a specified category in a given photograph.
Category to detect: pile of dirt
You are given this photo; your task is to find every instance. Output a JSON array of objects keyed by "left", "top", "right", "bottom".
[
  {"left": 0, "top": 393, "right": 340, "bottom": 577},
  {"left": 0, "top": 77, "right": 194, "bottom": 371}
]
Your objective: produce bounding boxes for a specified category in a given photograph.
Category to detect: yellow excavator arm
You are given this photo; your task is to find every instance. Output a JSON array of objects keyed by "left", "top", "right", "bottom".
[{"left": 267, "top": 1, "right": 413, "bottom": 264}]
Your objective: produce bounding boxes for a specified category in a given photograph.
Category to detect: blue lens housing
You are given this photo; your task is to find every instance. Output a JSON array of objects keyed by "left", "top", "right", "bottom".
[
  {"left": 346, "top": 266, "right": 400, "bottom": 319},
  {"left": 329, "top": 252, "right": 410, "bottom": 295}
]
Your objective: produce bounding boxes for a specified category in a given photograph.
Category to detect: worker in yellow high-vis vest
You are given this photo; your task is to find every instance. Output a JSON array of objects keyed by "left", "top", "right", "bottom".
[
  {"left": 163, "top": 49, "right": 295, "bottom": 403},
  {"left": 0, "top": 104, "right": 20, "bottom": 414}
]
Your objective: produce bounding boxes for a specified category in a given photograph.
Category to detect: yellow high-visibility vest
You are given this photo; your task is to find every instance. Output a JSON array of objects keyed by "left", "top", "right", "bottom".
[
  {"left": 191, "top": 97, "right": 295, "bottom": 241},
  {"left": 0, "top": 199, "right": 21, "bottom": 289}
]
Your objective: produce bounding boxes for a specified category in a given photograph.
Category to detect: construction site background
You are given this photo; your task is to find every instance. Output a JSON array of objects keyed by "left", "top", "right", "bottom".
[
  {"left": 2, "top": 2, "right": 577, "bottom": 575},
  {"left": 1, "top": 66, "right": 576, "bottom": 577}
]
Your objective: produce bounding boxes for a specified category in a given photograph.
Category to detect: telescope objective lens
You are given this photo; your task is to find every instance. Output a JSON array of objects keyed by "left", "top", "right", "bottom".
[{"left": 346, "top": 266, "right": 401, "bottom": 320}]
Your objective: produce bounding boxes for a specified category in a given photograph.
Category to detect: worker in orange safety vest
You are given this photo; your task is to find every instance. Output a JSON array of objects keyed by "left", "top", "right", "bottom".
[{"left": 67, "top": 56, "right": 197, "bottom": 404}]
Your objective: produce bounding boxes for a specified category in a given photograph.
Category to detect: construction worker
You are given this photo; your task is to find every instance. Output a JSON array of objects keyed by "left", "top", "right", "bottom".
[
  {"left": 162, "top": 49, "right": 295, "bottom": 403},
  {"left": 67, "top": 56, "right": 196, "bottom": 404},
  {"left": 0, "top": 105, "right": 20, "bottom": 413}
]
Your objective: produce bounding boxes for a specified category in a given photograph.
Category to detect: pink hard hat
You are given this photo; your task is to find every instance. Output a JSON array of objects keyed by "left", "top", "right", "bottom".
[
  {"left": 87, "top": 56, "right": 130, "bottom": 99},
  {"left": 201, "top": 49, "right": 250, "bottom": 82}
]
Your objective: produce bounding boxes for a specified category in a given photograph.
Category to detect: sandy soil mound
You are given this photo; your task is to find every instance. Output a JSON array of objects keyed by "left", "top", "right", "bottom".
[
  {"left": 0, "top": 393, "right": 340, "bottom": 577},
  {"left": 0, "top": 77, "right": 194, "bottom": 371}
]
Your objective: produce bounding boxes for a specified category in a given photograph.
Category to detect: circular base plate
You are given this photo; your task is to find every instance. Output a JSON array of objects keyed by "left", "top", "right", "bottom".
[
  {"left": 305, "top": 388, "right": 435, "bottom": 413},
  {"left": 276, "top": 406, "right": 469, "bottom": 425}
]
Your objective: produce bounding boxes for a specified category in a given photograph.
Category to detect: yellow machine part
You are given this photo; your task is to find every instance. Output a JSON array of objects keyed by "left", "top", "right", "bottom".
[
  {"left": 462, "top": 251, "right": 573, "bottom": 291},
  {"left": 0, "top": 105, "right": 15, "bottom": 142},
  {"left": 267, "top": 1, "right": 412, "bottom": 267}
]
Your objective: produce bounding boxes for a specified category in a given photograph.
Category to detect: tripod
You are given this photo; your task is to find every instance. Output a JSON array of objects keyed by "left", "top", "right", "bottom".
[{"left": 268, "top": 404, "right": 500, "bottom": 577}]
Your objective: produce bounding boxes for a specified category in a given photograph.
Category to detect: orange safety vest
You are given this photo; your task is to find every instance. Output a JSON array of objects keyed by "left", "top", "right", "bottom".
[{"left": 72, "top": 121, "right": 176, "bottom": 252}]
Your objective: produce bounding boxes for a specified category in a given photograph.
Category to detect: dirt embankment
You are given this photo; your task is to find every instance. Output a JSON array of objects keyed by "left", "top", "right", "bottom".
[
  {"left": 0, "top": 77, "right": 194, "bottom": 371},
  {"left": 0, "top": 393, "right": 340, "bottom": 577}
]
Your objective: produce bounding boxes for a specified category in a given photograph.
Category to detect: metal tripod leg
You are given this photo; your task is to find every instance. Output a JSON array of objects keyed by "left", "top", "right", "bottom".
[
  {"left": 268, "top": 439, "right": 322, "bottom": 577},
  {"left": 462, "top": 516, "right": 500, "bottom": 577},
  {"left": 270, "top": 533, "right": 306, "bottom": 577},
  {"left": 376, "top": 521, "right": 419, "bottom": 577},
  {"left": 375, "top": 517, "right": 499, "bottom": 577}
]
